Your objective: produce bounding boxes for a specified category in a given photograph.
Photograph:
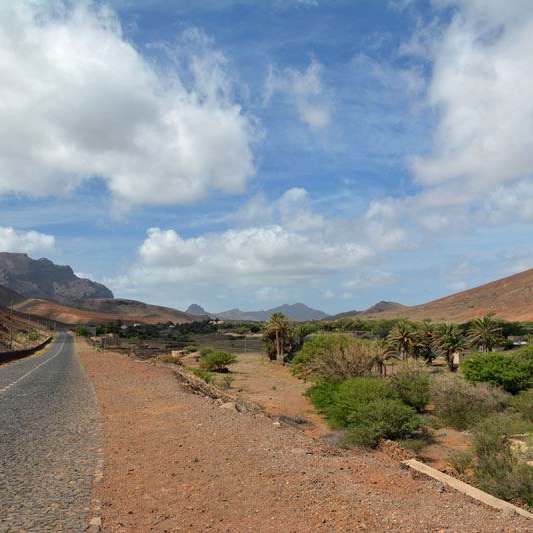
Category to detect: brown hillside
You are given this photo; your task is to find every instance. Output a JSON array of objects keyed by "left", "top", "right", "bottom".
[
  {"left": 14, "top": 298, "right": 194, "bottom": 325},
  {"left": 363, "top": 268, "right": 533, "bottom": 322}
]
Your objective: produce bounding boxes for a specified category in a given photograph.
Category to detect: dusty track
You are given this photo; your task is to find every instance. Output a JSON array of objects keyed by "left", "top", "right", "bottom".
[{"left": 78, "top": 343, "right": 530, "bottom": 532}]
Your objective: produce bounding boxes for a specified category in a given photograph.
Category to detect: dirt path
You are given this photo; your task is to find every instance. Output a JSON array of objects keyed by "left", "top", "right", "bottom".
[{"left": 78, "top": 343, "right": 530, "bottom": 532}]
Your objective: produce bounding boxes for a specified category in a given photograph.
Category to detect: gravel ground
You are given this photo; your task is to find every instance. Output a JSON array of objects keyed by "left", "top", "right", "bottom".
[
  {"left": 78, "top": 344, "right": 531, "bottom": 532},
  {"left": 0, "top": 333, "right": 100, "bottom": 532}
]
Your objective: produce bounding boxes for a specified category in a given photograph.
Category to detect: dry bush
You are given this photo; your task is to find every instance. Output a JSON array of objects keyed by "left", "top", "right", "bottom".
[
  {"left": 293, "top": 334, "right": 376, "bottom": 381},
  {"left": 431, "top": 374, "right": 509, "bottom": 430}
]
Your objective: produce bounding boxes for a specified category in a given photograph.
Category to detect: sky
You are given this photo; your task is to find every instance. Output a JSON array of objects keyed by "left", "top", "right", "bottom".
[{"left": 0, "top": 0, "right": 532, "bottom": 314}]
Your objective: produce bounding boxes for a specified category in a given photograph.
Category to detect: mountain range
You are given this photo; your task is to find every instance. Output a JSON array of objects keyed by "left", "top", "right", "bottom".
[
  {"left": 0, "top": 252, "right": 532, "bottom": 324},
  {"left": 0, "top": 253, "right": 112, "bottom": 306},
  {"left": 186, "top": 303, "right": 329, "bottom": 322}
]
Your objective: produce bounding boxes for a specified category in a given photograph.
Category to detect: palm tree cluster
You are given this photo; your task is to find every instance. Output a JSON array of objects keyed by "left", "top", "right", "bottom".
[
  {"left": 385, "top": 314, "right": 504, "bottom": 371},
  {"left": 263, "top": 312, "right": 505, "bottom": 372}
]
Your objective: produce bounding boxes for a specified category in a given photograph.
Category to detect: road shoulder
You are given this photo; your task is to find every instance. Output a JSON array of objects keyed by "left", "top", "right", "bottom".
[{"left": 77, "top": 341, "right": 529, "bottom": 532}]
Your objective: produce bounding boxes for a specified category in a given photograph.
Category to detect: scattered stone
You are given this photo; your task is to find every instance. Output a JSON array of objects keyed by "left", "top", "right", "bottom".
[{"left": 219, "top": 402, "right": 237, "bottom": 411}]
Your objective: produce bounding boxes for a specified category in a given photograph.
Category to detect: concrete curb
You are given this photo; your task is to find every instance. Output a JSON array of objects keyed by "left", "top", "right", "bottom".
[{"left": 401, "top": 459, "right": 532, "bottom": 519}]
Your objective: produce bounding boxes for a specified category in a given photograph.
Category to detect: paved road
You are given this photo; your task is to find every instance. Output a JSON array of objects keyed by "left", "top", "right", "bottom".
[{"left": 0, "top": 333, "right": 100, "bottom": 532}]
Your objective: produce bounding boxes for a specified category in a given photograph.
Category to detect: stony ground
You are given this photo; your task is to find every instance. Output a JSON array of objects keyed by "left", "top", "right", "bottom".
[
  {"left": 78, "top": 343, "right": 531, "bottom": 532},
  {"left": 0, "top": 333, "right": 100, "bottom": 532}
]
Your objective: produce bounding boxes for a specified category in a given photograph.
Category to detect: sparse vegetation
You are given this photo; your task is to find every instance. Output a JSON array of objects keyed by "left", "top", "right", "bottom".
[
  {"left": 447, "top": 450, "right": 474, "bottom": 475},
  {"left": 510, "top": 389, "right": 533, "bottom": 422},
  {"left": 189, "top": 367, "right": 213, "bottom": 383},
  {"left": 199, "top": 349, "right": 237, "bottom": 372},
  {"left": 390, "top": 363, "right": 430, "bottom": 413},
  {"left": 430, "top": 374, "right": 509, "bottom": 430},
  {"left": 217, "top": 375, "right": 234, "bottom": 391},
  {"left": 470, "top": 414, "right": 533, "bottom": 507}
]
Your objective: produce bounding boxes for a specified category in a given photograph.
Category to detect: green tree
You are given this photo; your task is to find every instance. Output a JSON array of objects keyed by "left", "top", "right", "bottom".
[
  {"left": 264, "top": 312, "right": 290, "bottom": 362},
  {"left": 372, "top": 340, "right": 397, "bottom": 377},
  {"left": 433, "top": 323, "right": 465, "bottom": 371},
  {"left": 467, "top": 314, "right": 504, "bottom": 352},
  {"left": 413, "top": 321, "right": 436, "bottom": 363},
  {"left": 387, "top": 321, "right": 416, "bottom": 360}
]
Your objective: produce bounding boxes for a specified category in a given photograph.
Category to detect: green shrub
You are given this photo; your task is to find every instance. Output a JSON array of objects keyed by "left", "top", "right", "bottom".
[
  {"left": 217, "top": 375, "right": 234, "bottom": 391},
  {"left": 26, "top": 330, "right": 41, "bottom": 342},
  {"left": 189, "top": 367, "right": 213, "bottom": 383},
  {"left": 306, "top": 380, "right": 341, "bottom": 414},
  {"left": 390, "top": 363, "right": 430, "bottom": 412},
  {"left": 431, "top": 374, "right": 509, "bottom": 430},
  {"left": 183, "top": 345, "right": 198, "bottom": 354},
  {"left": 471, "top": 415, "right": 533, "bottom": 506},
  {"left": 199, "top": 350, "right": 237, "bottom": 372},
  {"left": 292, "top": 334, "right": 376, "bottom": 380},
  {"left": 510, "top": 389, "right": 533, "bottom": 422},
  {"left": 307, "top": 377, "right": 420, "bottom": 448},
  {"left": 342, "top": 398, "right": 421, "bottom": 448},
  {"left": 462, "top": 351, "right": 533, "bottom": 394},
  {"left": 327, "top": 377, "right": 397, "bottom": 427}
]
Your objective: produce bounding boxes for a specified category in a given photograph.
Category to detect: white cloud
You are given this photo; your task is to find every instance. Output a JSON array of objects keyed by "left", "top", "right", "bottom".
[
  {"left": 133, "top": 225, "right": 372, "bottom": 286},
  {"left": 0, "top": 2, "right": 255, "bottom": 206},
  {"left": 276, "top": 187, "right": 324, "bottom": 231},
  {"left": 411, "top": 1, "right": 533, "bottom": 192},
  {"left": 343, "top": 271, "right": 396, "bottom": 290},
  {"left": 0, "top": 227, "right": 55, "bottom": 254},
  {"left": 265, "top": 60, "right": 331, "bottom": 129}
]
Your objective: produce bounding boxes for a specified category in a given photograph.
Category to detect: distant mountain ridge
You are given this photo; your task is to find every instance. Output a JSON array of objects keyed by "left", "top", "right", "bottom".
[
  {"left": 186, "top": 304, "right": 209, "bottom": 316},
  {"left": 0, "top": 252, "right": 113, "bottom": 306},
  {"left": 341, "top": 269, "right": 533, "bottom": 322},
  {"left": 189, "top": 302, "right": 329, "bottom": 322}
]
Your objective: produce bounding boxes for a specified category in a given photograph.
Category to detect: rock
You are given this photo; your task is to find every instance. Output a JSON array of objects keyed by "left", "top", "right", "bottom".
[
  {"left": 219, "top": 402, "right": 237, "bottom": 411},
  {"left": 273, "top": 421, "right": 281, "bottom": 427}
]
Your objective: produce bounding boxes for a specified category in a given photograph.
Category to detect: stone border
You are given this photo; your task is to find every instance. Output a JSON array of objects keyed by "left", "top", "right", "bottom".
[
  {"left": 401, "top": 459, "right": 532, "bottom": 519},
  {"left": 174, "top": 366, "right": 263, "bottom": 414}
]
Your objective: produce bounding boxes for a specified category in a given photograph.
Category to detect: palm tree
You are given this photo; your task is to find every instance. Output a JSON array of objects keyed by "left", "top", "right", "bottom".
[
  {"left": 387, "top": 320, "right": 416, "bottom": 360},
  {"left": 467, "top": 314, "right": 503, "bottom": 352},
  {"left": 372, "top": 340, "right": 397, "bottom": 377},
  {"left": 433, "top": 323, "right": 465, "bottom": 371},
  {"left": 413, "top": 321, "right": 436, "bottom": 364},
  {"left": 264, "top": 313, "right": 290, "bottom": 362}
]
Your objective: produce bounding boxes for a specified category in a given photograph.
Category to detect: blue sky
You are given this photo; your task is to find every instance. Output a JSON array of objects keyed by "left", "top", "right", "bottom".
[{"left": 0, "top": 0, "right": 532, "bottom": 313}]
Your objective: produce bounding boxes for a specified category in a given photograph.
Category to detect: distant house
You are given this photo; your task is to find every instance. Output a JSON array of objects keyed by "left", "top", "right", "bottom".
[{"left": 509, "top": 336, "right": 528, "bottom": 346}]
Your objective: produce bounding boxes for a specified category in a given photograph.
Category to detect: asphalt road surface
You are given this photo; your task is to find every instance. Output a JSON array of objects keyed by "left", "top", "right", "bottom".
[{"left": 0, "top": 333, "right": 100, "bottom": 532}]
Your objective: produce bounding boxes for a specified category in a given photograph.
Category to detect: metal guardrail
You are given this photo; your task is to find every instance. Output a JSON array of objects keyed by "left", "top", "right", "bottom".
[{"left": 0, "top": 336, "right": 54, "bottom": 364}]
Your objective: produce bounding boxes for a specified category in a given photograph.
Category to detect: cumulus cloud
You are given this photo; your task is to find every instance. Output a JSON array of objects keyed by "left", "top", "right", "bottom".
[
  {"left": 133, "top": 225, "right": 371, "bottom": 286},
  {"left": 265, "top": 60, "right": 331, "bottom": 129},
  {"left": 411, "top": 1, "right": 533, "bottom": 193},
  {"left": 365, "top": 1, "right": 533, "bottom": 245},
  {"left": 0, "top": 2, "right": 255, "bottom": 206},
  {"left": 0, "top": 227, "right": 55, "bottom": 254},
  {"left": 276, "top": 188, "right": 324, "bottom": 231}
]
